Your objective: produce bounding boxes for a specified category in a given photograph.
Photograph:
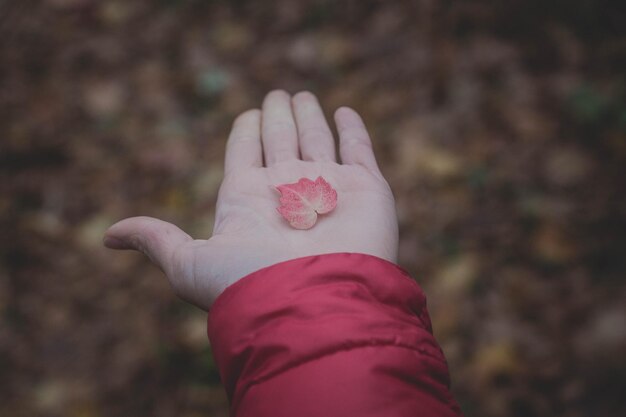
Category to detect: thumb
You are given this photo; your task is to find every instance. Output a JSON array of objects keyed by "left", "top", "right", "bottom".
[{"left": 103, "top": 216, "right": 192, "bottom": 275}]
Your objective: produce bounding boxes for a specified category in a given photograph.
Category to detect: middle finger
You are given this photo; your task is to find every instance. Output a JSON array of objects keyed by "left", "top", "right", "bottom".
[{"left": 261, "top": 90, "right": 299, "bottom": 166}]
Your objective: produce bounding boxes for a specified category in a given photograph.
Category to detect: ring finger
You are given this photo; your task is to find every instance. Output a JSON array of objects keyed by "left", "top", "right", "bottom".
[{"left": 292, "top": 91, "right": 336, "bottom": 162}]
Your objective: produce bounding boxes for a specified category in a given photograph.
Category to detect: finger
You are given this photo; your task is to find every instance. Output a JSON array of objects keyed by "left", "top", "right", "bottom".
[
  {"left": 261, "top": 90, "right": 299, "bottom": 166},
  {"left": 292, "top": 91, "right": 336, "bottom": 162},
  {"left": 334, "top": 106, "right": 381, "bottom": 173},
  {"left": 224, "top": 109, "right": 262, "bottom": 174},
  {"left": 103, "top": 216, "right": 192, "bottom": 275}
]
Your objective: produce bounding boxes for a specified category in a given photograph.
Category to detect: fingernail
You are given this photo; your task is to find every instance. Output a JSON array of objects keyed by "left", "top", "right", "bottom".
[{"left": 103, "top": 236, "right": 127, "bottom": 249}]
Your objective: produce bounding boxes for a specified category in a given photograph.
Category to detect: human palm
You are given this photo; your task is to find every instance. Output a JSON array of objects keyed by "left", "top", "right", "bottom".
[{"left": 104, "top": 91, "right": 398, "bottom": 310}]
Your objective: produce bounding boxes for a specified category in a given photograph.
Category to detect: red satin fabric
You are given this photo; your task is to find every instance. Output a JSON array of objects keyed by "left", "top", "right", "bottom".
[{"left": 207, "top": 253, "right": 463, "bottom": 417}]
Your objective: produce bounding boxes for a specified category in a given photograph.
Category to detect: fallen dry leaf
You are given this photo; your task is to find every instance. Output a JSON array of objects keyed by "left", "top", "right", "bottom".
[{"left": 276, "top": 176, "right": 337, "bottom": 230}]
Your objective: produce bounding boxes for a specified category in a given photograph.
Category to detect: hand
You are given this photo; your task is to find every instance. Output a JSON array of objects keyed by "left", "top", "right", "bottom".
[{"left": 104, "top": 90, "right": 398, "bottom": 310}]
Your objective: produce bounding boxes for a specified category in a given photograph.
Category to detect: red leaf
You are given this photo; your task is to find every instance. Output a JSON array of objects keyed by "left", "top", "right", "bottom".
[{"left": 276, "top": 176, "right": 338, "bottom": 229}]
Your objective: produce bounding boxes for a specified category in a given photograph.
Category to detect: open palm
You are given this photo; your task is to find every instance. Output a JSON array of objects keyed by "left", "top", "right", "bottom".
[{"left": 104, "top": 91, "right": 398, "bottom": 310}]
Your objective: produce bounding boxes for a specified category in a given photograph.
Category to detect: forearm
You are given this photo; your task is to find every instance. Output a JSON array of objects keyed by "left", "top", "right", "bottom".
[{"left": 207, "top": 253, "right": 463, "bottom": 417}]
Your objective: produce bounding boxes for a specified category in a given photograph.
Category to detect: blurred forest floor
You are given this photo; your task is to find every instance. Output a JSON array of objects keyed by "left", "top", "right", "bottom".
[{"left": 1, "top": 1, "right": 625, "bottom": 416}]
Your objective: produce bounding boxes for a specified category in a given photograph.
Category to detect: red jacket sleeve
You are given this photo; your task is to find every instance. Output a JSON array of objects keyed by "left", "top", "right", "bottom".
[{"left": 207, "top": 253, "right": 463, "bottom": 417}]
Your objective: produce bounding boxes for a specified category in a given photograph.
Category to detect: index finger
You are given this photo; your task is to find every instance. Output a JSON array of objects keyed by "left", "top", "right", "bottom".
[{"left": 224, "top": 109, "right": 262, "bottom": 175}]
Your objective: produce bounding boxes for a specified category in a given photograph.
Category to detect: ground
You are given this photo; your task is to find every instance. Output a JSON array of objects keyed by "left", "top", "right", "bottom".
[{"left": 1, "top": 1, "right": 625, "bottom": 416}]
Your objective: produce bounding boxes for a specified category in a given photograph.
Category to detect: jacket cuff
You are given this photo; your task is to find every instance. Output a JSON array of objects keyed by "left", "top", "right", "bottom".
[{"left": 207, "top": 252, "right": 449, "bottom": 407}]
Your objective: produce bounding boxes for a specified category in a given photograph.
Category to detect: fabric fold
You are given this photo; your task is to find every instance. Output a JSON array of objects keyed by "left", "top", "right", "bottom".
[{"left": 207, "top": 252, "right": 462, "bottom": 417}]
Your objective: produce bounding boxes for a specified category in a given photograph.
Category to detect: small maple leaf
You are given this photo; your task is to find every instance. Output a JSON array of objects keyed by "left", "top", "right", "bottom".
[{"left": 276, "top": 176, "right": 338, "bottom": 229}]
